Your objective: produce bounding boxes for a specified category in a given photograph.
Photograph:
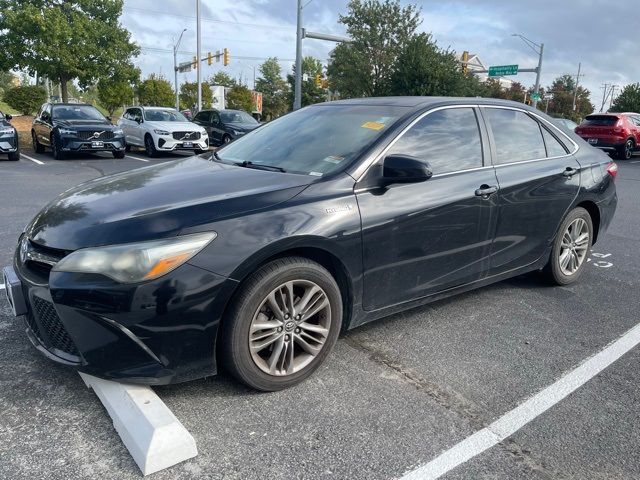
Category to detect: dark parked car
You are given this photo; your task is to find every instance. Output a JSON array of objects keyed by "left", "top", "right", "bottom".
[
  {"left": 31, "top": 103, "right": 126, "bottom": 160},
  {"left": 193, "top": 108, "right": 260, "bottom": 145},
  {"left": 0, "top": 111, "right": 19, "bottom": 161},
  {"left": 575, "top": 112, "right": 640, "bottom": 159},
  {"left": 4, "top": 97, "right": 617, "bottom": 391}
]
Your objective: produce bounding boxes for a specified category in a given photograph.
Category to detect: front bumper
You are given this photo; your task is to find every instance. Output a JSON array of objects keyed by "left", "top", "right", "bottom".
[
  {"left": 61, "top": 136, "right": 126, "bottom": 153},
  {"left": 155, "top": 135, "right": 209, "bottom": 151},
  {"left": 6, "top": 239, "right": 237, "bottom": 384},
  {"left": 0, "top": 135, "right": 18, "bottom": 152}
]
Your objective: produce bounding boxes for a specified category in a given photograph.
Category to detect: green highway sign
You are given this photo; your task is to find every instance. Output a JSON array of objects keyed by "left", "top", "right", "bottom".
[
  {"left": 488, "top": 64, "right": 519, "bottom": 77},
  {"left": 530, "top": 92, "right": 541, "bottom": 101}
]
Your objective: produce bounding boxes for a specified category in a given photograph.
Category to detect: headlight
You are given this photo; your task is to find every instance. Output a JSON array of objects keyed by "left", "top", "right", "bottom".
[
  {"left": 113, "top": 128, "right": 124, "bottom": 135},
  {"left": 52, "top": 232, "right": 216, "bottom": 283},
  {"left": 154, "top": 129, "right": 170, "bottom": 135},
  {"left": 0, "top": 128, "right": 13, "bottom": 136},
  {"left": 58, "top": 128, "right": 77, "bottom": 135}
]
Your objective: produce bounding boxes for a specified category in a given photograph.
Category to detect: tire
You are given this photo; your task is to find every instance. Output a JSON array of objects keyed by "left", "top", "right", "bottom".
[
  {"left": 221, "top": 257, "right": 343, "bottom": 391},
  {"left": 543, "top": 207, "right": 593, "bottom": 285},
  {"left": 125, "top": 144, "right": 131, "bottom": 152},
  {"left": 617, "top": 138, "right": 634, "bottom": 160},
  {"left": 113, "top": 150, "right": 125, "bottom": 159},
  {"left": 222, "top": 134, "right": 231, "bottom": 145},
  {"left": 51, "top": 134, "right": 65, "bottom": 160},
  {"left": 8, "top": 147, "right": 19, "bottom": 161},
  {"left": 144, "top": 134, "right": 158, "bottom": 157},
  {"left": 32, "top": 131, "right": 44, "bottom": 153},
  {"left": 195, "top": 148, "right": 206, "bottom": 155}
]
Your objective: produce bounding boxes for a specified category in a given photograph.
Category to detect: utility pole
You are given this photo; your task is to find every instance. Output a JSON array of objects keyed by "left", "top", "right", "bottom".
[
  {"left": 609, "top": 85, "right": 618, "bottom": 110},
  {"left": 173, "top": 28, "right": 187, "bottom": 111},
  {"left": 600, "top": 84, "right": 610, "bottom": 112},
  {"left": 512, "top": 34, "right": 543, "bottom": 109},
  {"left": 572, "top": 62, "right": 584, "bottom": 112},
  {"left": 294, "top": 0, "right": 303, "bottom": 110},
  {"left": 196, "top": 0, "right": 202, "bottom": 111}
]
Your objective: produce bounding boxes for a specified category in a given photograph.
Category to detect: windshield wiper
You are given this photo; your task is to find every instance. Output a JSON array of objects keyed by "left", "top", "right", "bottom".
[{"left": 239, "top": 161, "right": 287, "bottom": 173}]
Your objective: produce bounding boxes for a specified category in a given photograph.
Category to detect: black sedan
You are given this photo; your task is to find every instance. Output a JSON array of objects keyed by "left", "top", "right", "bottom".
[
  {"left": 193, "top": 108, "right": 260, "bottom": 145},
  {"left": 31, "top": 103, "right": 126, "bottom": 159},
  {"left": 3, "top": 97, "right": 617, "bottom": 391},
  {"left": 0, "top": 111, "right": 19, "bottom": 161}
]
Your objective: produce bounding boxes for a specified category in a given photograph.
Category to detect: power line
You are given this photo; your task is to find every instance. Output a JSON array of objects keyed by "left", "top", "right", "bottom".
[{"left": 123, "top": 6, "right": 292, "bottom": 31}]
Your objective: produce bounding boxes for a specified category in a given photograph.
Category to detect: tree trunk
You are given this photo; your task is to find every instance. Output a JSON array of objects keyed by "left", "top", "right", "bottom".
[{"left": 60, "top": 77, "right": 69, "bottom": 102}]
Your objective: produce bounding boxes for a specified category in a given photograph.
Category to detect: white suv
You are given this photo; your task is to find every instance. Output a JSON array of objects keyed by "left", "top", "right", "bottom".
[{"left": 118, "top": 106, "right": 209, "bottom": 157}]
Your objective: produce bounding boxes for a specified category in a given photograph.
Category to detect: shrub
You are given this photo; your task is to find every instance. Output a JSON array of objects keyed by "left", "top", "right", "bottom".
[{"left": 3, "top": 85, "right": 47, "bottom": 115}]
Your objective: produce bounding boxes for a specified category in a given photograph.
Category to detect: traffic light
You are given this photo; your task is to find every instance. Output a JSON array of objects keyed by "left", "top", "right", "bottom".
[
  {"left": 223, "top": 48, "right": 229, "bottom": 66},
  {"left": 207, "top": 52, "right": 212, "bottom": 66},
  {"left": 315, "top": 74, "right": 322, "bottom": 87},
  {"left": 193, "top": 56, "right": 198, "bottom": 69},
  {"left": 461, "top": 50, "right": 469, "bottom": 75}
]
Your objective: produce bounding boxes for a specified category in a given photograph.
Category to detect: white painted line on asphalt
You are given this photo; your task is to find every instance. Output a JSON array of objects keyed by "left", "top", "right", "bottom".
[
  {"left": 125, "top": 155, "right": 150, "bottom": 163},
  {"left": 80, "top": 373, "right": 198, "bottom": 476},
  {"left": 20, "top": 153, "right": 45, "bottom": 165},
  {"left": 0, "top": 283, "right": 5, "bottom": 290},
  {"left": 629, "top": 160, "right": 640, "bottom": 164},
  {"left": 401, "top": 321, "right": 640, "bottom": 480}
]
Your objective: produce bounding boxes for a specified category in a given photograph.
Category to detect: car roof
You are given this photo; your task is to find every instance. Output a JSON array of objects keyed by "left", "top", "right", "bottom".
[
  {"left": 51, "top": 103, "right": 94, "bottom": 107},
  {"left": 318, "top": 96, "right": 545, "bottom": 112}
]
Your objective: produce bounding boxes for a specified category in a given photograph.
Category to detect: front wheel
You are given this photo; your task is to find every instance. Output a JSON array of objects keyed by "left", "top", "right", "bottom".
[
  {"left": 8, "top": 147, "right": 20, "bottom": 161},
  {"left": 144, "top": 134, "right": 158, "bottom": 157},
  {"left": 221, "top": 257, "right": 343, "bottom": 391},
  {"left": 51, "top": 134, "right": 65, "bottom": 160},
  {"left": 222, "top": 134, "right": 231, "bottom": 145},
  {"left": 543, "top": 207, "right": 593, "bottom": 285},
  {"left": 113, "top": 150, "right": 125, "bottom": 159}
]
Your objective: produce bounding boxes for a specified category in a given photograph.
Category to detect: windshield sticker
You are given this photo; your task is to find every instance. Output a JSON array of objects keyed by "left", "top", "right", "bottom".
[
  {"left": 323, "top": 155, "right": 345, "bottom": 164},
  {"left": 309, "top": 171, "right": 324, "bottom": 177},
  {"left": 361, "top": 121, "right": 386, "bottom": 131}
]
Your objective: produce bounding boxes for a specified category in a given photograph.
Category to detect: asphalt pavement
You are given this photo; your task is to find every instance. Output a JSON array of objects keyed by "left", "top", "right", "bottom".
[{"left": 0, "top": 148, "right": 639, "bottom": 479}]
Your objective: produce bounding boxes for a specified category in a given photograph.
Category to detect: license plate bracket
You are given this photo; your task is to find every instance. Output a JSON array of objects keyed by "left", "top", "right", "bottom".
[
  {"left": 2, "top": 266, "right": 27, "bottom": 317},
  {"left": 183, "top": 142, "right": 194, "bottom": 148},
  {"left": 91, "top": 140, "right": 104, "bottom": 148},
  {"left": 588, "top": 138, "right": 598, "bottom": 145}
]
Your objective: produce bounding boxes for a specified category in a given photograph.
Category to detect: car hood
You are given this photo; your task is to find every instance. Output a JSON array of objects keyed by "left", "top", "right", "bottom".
[
  {"left": 54, "top": 119, "right": 114, "bottom": 129},
  {"left": 26, "top": 156, "right": 314, "bottom": 250},
  {"left": 146, "top": 121, "right": 204, "bottom": 132},
  {"left": 226, "top": 122, "right": 260, "bottom": 132}
]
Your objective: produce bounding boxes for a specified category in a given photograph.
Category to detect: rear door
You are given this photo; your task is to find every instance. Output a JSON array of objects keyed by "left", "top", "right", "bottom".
[
  {"left": 481, "top": 107, "right": 580, "bottom": 275},
  {"left": 210, "top": 111, "right": 224, "bottom": 144},
  {"left": 357, "top": 106, "right": 499, "bottom": 310}
]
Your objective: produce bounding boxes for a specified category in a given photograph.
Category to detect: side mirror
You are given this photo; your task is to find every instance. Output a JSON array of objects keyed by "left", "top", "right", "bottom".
[
  {"left": 381, "top": 154, "right": 432, "bottom": 186},
  {"left": 136, "top": 118, "right": 142, "bottom": 124},
  {"left": 5, "top": 114, "right": 12, "bottom": 121}
]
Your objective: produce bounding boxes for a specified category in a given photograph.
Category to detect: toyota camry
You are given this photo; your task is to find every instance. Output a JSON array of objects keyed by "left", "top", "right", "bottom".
[{"left": 3, "top": 97, "right": 617, "bottom": 391}]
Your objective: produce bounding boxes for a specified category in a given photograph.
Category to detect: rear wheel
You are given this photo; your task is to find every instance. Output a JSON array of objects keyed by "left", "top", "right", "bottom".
[
  {"left": 144, "top": 134, "right": 157, "bottom": 157},
  {"left": 617, "top": 138, "right": 634, "bottom": 160},
  {"left": 32, "top": 131, "right": 44, "bottom": 153},
  {"left": 543, "top": 207, "right": 593, "bottom": 285},
  {"left": 221, "top": 257, "right": 342, "bottom": 391}
]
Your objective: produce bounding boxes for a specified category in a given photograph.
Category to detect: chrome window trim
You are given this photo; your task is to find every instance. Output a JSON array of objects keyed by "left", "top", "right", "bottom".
[{"left": 353, "top": 104, "right": 480, "bottom": 182}]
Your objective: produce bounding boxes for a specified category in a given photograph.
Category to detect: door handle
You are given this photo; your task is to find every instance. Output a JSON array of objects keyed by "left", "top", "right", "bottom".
[
  {"left": 475, "top": 185, "right": 499, "bottom": 198},
  {"left": 562, "top": 167, "right": 578, "bottom": 177}
]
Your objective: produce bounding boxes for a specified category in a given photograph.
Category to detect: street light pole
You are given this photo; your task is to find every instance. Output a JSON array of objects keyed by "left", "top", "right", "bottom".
[
  {"left": 196, "top": 0, "right": 202, "bottom": 111},
  {"left": 173, "top": 28, "right": 187, "bottom": 111},
  {"left": 294, "top": 0, "right": 303, "bottom": 110}
]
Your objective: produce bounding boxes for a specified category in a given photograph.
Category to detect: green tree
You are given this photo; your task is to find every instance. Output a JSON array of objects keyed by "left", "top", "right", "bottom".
[
  {"left": 3, "top": 85, "right": 46, "bottom": 114},
  {"left": 137, "top": 74, "right": 174, "bottom": 107},
  {"left": 610, "top": 83, "right": 640, "bottom": 113},
  {"left": 390, "top": 33, "right": 483, "bottom": 97},
  {"left": 545, "top": 75, "right": 593, "bottom": 121},
  {"left": 226, "top": 84, "right": 253, "bottom": 112},
  {"left": 503, "top": 82, "right": 526, "bottom": 102},
  {"left": 287, "top": 56, "right": 326, "bottom": 108},
  {"left": 208, "top": 71, "right": 237, "bottom": 88},
  {"left": 0, "top": 0, "right": 139, "bottom": 103},
  {"left": 97, "top": 64, "right": 139, "bottom": 116},
  {"left": 255, "top": 57, "right": 289, "bottom": 120},
  {"left": 327, "top": 0, "right": 421, "bottom": 98},
  {"left": 480, "top": 78, "right": 507, "bottom": 99},
  {"left": 180, "top": 81, "right": 213, "bottom": 110}
]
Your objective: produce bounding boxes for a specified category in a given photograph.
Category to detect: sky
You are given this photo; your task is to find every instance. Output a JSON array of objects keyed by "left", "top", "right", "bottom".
[{"left": 121, "top": 0, "right": 639, "bottom": 110}]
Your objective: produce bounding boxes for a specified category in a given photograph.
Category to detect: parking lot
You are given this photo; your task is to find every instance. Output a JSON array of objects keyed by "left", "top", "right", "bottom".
[{"left": 1, "top": 147, "right": 639, "bottom": 479}]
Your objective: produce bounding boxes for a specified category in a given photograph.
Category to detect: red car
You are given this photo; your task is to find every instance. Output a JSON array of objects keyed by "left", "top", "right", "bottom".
[{"left": 575, "top": 112, "right": 640, "bottom": 159}]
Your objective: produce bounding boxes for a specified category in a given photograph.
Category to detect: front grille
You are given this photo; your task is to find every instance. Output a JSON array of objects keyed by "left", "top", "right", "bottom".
[
  {"left": 172, "top": 131, "right": 201, "bottom": 140},
  {"left": 22, "top": 239, "right": 69, "bottom": 277},
  {"left": 31, "top": 296, "right": 79, "bottom": 357},
  {"left": 77, "top": 130, "right": 115, "bottom": 141}
]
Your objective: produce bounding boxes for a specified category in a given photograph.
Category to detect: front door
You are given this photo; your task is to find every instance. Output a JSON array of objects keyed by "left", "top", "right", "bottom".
[
  {"left": 357, "top": 106, "right": 499, "bottom": 311},
  {"left": 481, "top": 107, "right": 581, "bottom": 275}
]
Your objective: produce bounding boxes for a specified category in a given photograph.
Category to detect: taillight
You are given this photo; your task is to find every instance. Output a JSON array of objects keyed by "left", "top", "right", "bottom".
[
  {"left": 606, "top": 162, "right": 618, "bottom": 178},
  {"left": 613, "top": 119, "right": 623, "bottom": 133}
]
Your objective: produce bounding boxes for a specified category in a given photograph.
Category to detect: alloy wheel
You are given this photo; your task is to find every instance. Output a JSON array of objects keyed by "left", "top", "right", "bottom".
[
  {"left": 559, "top": 217, "right": 589, "bottom": 276},
  {"left": 624, "top": 140, "right": 633, "bottom": 159},
  {"left": 249, "top": 279, "right": 331, "bottom": 376}
]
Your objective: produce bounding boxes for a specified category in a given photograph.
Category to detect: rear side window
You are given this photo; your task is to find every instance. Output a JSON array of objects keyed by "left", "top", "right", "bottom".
[
  {"left": 541, "top": 127, "right": 568, "bottom": 157},
  {"left": 583, "top": 115, "right": 619, "bottom": 126},
  {"left": 388, "top": 107, "right": 483, "bottom": 175},
  {"left": 484, "top": 108, "right": 546, "bottom": 164}
]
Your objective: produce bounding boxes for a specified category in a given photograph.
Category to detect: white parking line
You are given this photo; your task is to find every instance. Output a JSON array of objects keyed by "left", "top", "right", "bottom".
[
  {"left": 0, "top": 283, "right": 5, "bottom": 290},
  {"left": 20, "top": 153, "right": 45, "bottom": 165},
  {"left": 125, "top": 155, "right": 150, "bottom": 163},
  {"left": 401, "top": 321, "right": 640, "bottom": 480},
  {"left": 629, "top": 160, "right": 640, "bottom": 164}
]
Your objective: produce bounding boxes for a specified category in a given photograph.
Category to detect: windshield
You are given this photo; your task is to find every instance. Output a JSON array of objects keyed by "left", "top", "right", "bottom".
[
  {"left": 144, "top": 109, "right": 189, "bottom": 122},
  {"left": 52, "top": 105, "right": 106, "bottom": 121},
  {"left": 221, "top": 110, "right": 258, "bottom": 125},
  {"left": 216, "top": 104, "right": 407, "bottom": 176}
]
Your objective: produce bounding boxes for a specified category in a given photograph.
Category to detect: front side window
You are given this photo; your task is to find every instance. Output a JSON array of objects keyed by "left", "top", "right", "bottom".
[
  {"left": 143, "top": 109, "right": 188, "bottom": 122},
  {"left": 194, "top": 111, "right": 211, "bottom": 123},
  {"left": 387, "top": 107, "right": 483, "bottom": 174},
  {"left": 484, "top": 108, "right": 546, "bottom": 164},
  {"left": 52, "top": 105, "right": 106, "bottom": 121},
  {"left": 217, "top": 104, "right": 408, "bottom": 176}
]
